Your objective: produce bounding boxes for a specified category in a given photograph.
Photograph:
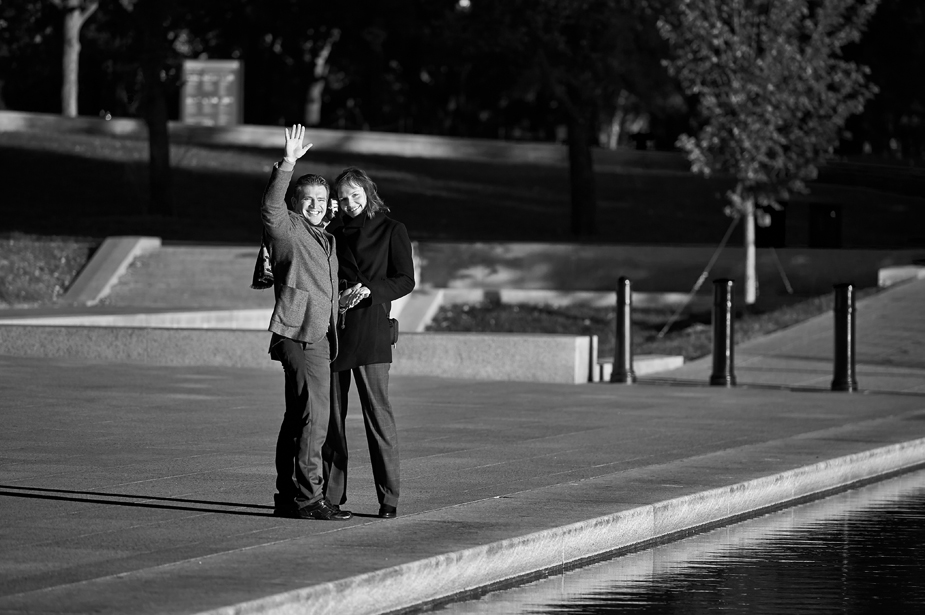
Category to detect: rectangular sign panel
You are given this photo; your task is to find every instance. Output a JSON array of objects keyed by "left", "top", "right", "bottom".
[{"left": 181, "top": 60, "right": 243, "bottom": 126}]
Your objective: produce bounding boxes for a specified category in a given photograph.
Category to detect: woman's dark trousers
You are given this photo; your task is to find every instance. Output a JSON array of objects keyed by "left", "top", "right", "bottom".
[{"left": 323, "top": 363, "right": 400, "bottom": 508}]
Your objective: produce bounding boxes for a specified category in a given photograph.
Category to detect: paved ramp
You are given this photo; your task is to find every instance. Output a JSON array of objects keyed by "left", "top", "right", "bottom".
[{"left": 650, "top": 277, "right": 925, "bottom": 393}]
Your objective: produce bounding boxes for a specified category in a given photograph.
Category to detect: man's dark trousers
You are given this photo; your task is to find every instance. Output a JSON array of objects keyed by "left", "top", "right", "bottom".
[
  {"left": 273, "top": 336, "right": 331, "bottom": 510},
  {"left": 323, "top": 363, "right": 400, "bottom": 508}
]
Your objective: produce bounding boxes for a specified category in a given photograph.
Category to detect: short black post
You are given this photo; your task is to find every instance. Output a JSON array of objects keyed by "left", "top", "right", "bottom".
[
  {"left": 709, "top": 279, "right": 737, "bottom": 387},
  {"left": 611, "top": 277, "right": 636, "bottom": 383},
  {"left": 831, "top": 283, "right": 858, "bottom": 392}
]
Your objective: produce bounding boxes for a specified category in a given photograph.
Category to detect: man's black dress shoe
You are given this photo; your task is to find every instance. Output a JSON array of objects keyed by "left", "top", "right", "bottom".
[
  {"left": 306, "top": 499, "right": 352, "bottom": 520},
  {"left": 277, "top": 498, "right": 352, "bottom": 520},
  {"left": 378, "top": 504, "right": 397, "bottom": 519},
  {"left": 331, "top": 503, "right": 353, "bottom": 519}
]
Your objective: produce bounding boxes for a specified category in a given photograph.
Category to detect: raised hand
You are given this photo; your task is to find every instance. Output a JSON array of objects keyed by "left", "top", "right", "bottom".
[{"left": 283, "top": 124, "right": 313, "bottom": 161}]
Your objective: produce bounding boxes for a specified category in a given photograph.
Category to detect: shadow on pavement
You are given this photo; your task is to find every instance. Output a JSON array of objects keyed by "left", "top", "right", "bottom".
[{"left": 0, "top": 484, "right": 276, "bottom": 517}]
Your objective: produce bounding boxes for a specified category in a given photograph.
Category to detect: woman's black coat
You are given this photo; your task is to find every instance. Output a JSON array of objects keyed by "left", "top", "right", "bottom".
[{"left": 328, "top": 209, "right": 415, "bottom": 372}]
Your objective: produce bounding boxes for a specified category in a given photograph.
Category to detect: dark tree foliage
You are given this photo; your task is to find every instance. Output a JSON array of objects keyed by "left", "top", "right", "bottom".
[
  {"left": 2, "top": 0, "right": 920, "bottom": 230},
  {"left": 844, "top": 0, "right": 925, "bottom": 160},
  {"left": 0, "top": 1, "right": 62, "bottom": 112},
  {"left": 181, "top": 0, "right": 344, "bottom": 126},
  {"left": 448, "top": 0, "right": 672, "bottom": 236}
]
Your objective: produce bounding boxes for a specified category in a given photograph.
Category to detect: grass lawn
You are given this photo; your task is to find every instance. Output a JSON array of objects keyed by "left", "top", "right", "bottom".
[
  {"left": 2, "top": 129, "right": 923, "bottom": 247},
  {"left": 0, "top": 130, "right": 733, "bottom": 245},
  {"left": 0, "top": 233, "right": 98, "bottom": 307}
]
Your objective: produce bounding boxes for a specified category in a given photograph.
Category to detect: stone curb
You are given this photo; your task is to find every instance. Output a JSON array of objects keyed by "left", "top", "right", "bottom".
[
  {"left": 195, "top": 437, "right": 925, "bottom": 615},
  {"left": 879, "top": 265, "right": 925, "bottom": 288},
  {"left": 596, "top": 355, "right": 685, "bottom": 380},
  {"left": 61, "top": 236, "right": 161, "bottom": 306}
]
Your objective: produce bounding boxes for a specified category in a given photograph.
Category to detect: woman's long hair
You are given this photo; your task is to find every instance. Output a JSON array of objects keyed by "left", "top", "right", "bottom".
[{"left": 333, "top": 167, "right": 390, "bottom": 219}]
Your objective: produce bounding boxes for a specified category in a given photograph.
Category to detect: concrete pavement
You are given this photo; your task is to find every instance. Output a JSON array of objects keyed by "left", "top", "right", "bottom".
[{"left": 1, "top": 279, "right": 924, "bottom": 614}]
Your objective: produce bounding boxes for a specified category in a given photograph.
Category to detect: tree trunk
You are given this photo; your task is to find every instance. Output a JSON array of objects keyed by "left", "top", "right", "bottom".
[
  {"left": 142, "top": 71, "right": 174, "bottom": 217},
  {"left": 604, "top": 89, "right": 630, "bottom": 150},
  {"left": 744, "top": 201, "right": 757, "bottom": 305},
  {"left": 61, "top": 3, "right": 80, "bottom": 117},
  {"left": 304, "top": 29, "right": 339, "bottom": 126},
  {"left": 137, "top": 0, "right": 174, "bottom": 217},
  {"left": 305, "top": 81, "right": 325, "bottom": 126},
  {"left": 566, "top": 110, "right": 597, "bottom": 236},
  {"left": 60, "top": 1, "right": 97, "bottom": 118}
]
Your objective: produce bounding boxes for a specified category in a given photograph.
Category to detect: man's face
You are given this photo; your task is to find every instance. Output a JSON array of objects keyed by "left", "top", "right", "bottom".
[
  {"left": 338, "top": 181, "right": 367, "bottom": 218},
  {"left": 291, "top": 184, "right": 329, "bottom": 226}
]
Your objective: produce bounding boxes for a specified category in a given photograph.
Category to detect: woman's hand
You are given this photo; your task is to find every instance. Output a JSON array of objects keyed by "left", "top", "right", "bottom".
[
  {"left": 339, "top": 283, "right": 371, "bottom": 312},
  {"left": 283, "top": 124, "right": 313, "bottom": 163}
]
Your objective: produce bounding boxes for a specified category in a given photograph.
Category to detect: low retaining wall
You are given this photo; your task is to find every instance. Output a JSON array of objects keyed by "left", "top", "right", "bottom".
[
  {"left": 0, "top": 326, "right": 595, "bottom": 384},
  {"left": 0, "top": 326, "right": 269, "bottom": 369},
  {"left": 391, "top": 332, "right": 591, "bottom": 384}
]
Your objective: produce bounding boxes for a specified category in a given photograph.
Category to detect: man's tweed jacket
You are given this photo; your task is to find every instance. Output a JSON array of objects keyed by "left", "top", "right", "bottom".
[{"left": 261, "top": 160, "right": 338, "bottom": 352}]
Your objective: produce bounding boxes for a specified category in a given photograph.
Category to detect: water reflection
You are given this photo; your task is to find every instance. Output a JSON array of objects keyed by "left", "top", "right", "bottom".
[{"left": 439, "top": 470, "right": 925, "bottom": 614}]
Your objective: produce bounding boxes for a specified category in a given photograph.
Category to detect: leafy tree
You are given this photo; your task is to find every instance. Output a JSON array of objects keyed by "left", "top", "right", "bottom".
[{"left": 658, "top": 0, "right": 880, "bottom": 304}]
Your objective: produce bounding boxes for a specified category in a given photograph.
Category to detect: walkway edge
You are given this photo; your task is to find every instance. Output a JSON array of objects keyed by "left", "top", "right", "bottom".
[{"left": 197, "top": 437, "right": 925, "bottom": 615}]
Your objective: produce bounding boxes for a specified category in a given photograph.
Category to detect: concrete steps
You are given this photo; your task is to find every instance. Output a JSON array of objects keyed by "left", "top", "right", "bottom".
[{"left": 101, "top": 245, "right": 274, "bottom": 309}]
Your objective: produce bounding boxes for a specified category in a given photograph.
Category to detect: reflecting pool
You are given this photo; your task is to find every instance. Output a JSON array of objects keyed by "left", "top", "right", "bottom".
[{"left": 438, "top": 469, "right": 925, "bottom": 614}]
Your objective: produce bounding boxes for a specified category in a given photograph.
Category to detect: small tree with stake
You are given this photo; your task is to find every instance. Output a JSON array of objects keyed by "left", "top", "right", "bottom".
[{"left": 658, "top": 0, "right": 879, "bottom": 305}]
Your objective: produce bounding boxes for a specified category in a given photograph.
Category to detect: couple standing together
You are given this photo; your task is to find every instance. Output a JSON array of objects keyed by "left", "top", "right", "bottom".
[{"left": 261, "top": 124, "right": 414, "bottom": 521}]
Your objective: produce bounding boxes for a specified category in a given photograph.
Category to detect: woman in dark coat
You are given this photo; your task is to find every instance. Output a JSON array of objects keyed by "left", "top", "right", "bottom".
[{"left": 322, "top": 167, "right": 415, "bottom": 518}]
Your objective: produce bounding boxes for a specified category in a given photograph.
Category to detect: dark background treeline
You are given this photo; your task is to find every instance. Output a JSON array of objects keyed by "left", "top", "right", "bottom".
[{"left": 1, "top": 0, "right": 922, "bottom": 160}]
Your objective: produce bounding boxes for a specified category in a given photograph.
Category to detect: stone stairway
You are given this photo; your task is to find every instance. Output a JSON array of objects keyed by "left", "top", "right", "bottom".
[{"left": 101, "top": 245, "right": 275, "bottom": 309}]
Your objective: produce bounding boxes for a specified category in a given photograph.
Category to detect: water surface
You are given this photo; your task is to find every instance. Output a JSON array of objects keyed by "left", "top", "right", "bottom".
[{"left": 438, "top": 469, "right": 925, "bottom": 614}]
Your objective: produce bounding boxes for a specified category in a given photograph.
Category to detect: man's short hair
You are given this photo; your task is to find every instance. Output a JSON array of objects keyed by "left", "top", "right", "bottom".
[
  {"left": 333, "top": 167, "right": 390, "bottom": 218},
  {"left": 292, "top": 174, "right": 329, "bottom": 200}
]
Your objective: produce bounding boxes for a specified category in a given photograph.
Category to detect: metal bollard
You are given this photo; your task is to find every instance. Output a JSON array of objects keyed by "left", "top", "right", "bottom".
[
  {"left": 709, "top": 279, "right": 737, "bottom": 387},
  {"left": 611, "top": 277, "right": 636, "bottom": 383},
  {"left": 831, "top": 283, "right": 858, "bottom": 392}
]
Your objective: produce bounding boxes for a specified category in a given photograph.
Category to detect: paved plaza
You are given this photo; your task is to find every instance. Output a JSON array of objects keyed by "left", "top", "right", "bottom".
[{"left": 1, "top": 278, "right": 924, "bottom": 614}]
